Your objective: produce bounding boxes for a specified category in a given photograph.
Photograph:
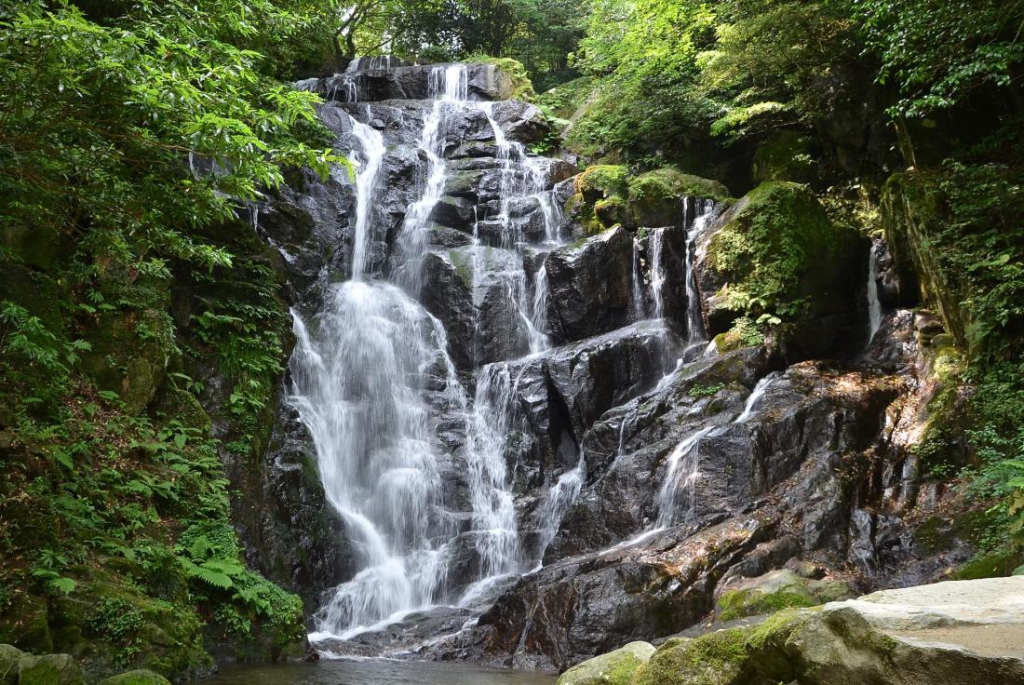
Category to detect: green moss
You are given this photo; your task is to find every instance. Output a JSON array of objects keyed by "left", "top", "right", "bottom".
[
  {"left": 635, "top": 629, "right": 748, "bottom": 685},
  {"left": 716, "top": 588, "right": 817, "bottom": 623},
  {"left": 16, "top": 654, "right": 84, "bottom": 685},
  {"left": 952, "top": 549, "right": 1024, "bottom": 580},
  {"left": 95, "top": 670, "right": 170, "bottom": 685},
  {"left": 575, "top": 165, "right": 630, "bottom": 201},
  {"left": 468, "top": 56, "right": 537, "bottom": 101},
  {"left": 629, "top": 168, "right": 732, "bottom": 204}
]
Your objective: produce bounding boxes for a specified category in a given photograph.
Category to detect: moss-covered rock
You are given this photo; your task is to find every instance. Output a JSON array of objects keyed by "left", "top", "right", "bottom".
[
  {"left": 471, "top": 57, "right": 537, "bottom": 101},
  {"left": 700, "top": 181, "right": 863, "bottom": 361},
  {"left": 751, "top": 131, "right": 819, "bottom": 186},
  {"left": 0, "top": 644, "right": 24, "bottom": 685},
  {"left": 634, "top": 611, "right": 808, "bottom": 685},
  {"left": 715, "top": 570, "right": 854, "bottom": 622},
  {"left": 17, "top": 654, "right": 85, "bottom": 685},
  {"left": 95, "top": 669, "right": 171, "bottom": 685},
  {"left": 46, "top": 566, "right": 208, "bottom": 679},
  {"left": 629, "top": 168, "right": 731, "bottom": 227},
  {"left": 555, "top": 641, "right": 654, "bottom": 685},
  {"left": 78, "top": 309, "right": 173, "bottom": 414},
  {"left": 570, "top": 166, "right": 731, "bottom": 233},
  {"left": 0, "top": 265, "right": 62, "bottom": 333}
]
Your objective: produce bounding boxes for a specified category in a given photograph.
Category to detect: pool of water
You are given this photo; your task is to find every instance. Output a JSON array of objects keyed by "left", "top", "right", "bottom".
[{"left": 208, "top": 659, "right": 557, "bottom": 685}]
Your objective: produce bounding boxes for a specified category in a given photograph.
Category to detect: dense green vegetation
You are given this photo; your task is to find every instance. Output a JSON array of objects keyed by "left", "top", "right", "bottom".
[
  {"left": 3, "top": 0, "right": 1024, "bottom": 677},
  {"left": 0, "top": 0, "right": 336, "bottom": 675}
]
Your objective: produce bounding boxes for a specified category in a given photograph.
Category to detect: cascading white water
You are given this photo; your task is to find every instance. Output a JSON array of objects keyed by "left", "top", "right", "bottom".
[
  {"left": 532, "top": 264, "right": 550, "bottom": 340},
  {"left": 293, "top": 282, "right": 459, "bottom": 639},
  {"left": 655, "top": 426, "right": 717, "bottom": 528},
  {"left": 631, "top": 236, "right": 647, "bottom": 321},
  {"left": 292, "top": 66, "right": 481, "bottom": 641},
  {"left": 349, "top": 116, "right": 386, "bottom": 280},
  {"left": 866, "top": 241, "right": 883, "bottom": 345},
  {"left": 532, "top": 455, "right": 587, "bottom": 567},
  {"left": 735, "top": 372, "right": 779, "bottom": 424},
  {"left": 649, "top": 227, "right": 667, "bottom": 320},
  {"left": 394, "top": 65, "right": 467, "bottom": 292},
  {"left": 684, "top": 199, "right": 716, "bottom": 343},
  {"left": 465, "top": 364, "right": 525, "bottom": 578}
]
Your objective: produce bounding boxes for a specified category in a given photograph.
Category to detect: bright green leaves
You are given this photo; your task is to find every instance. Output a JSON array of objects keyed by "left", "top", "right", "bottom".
[{"left": 854, "top": 0, "right": 1024, "bottom": 117}]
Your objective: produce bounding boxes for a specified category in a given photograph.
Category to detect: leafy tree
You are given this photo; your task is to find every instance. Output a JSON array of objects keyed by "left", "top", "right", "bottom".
[{"left": 855, "top": 0, "right": 1024, "bottom": 117}]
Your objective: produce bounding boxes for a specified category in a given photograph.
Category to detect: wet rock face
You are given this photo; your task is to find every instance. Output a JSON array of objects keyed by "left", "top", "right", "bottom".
[
  {"left": 545, "top": 227, "right": 634, "bottom": 343},
  {"left": 232, "top": 399, "right": 356, "bottom": 613}
]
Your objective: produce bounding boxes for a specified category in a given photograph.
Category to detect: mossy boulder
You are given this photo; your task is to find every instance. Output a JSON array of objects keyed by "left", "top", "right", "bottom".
[
  {"left": 0, "top": 595, "right": 52, "bottom": 654},
  {"left": 752, "top": 131, "right": 819, "bottom": 186},
  {"left": 628, "top": 169, "right": 731, "bottom": 227},
  {"left": 96, "top": 669, "right": 171, "bottom": 685},
  {"left": 46, "top": 566, "right": 208, "bottom": 679},
  {"left": 570, "top": 166, "right": 730, "bottom": 233},
  {"left": 555, "top": 641, "right": 654, "bottom": 685},
  {"left": 472, "top": 57, "right": 537, "bottom": 101},
  {"left": 699, "top": 181, "right": 863, "bottom": 361},
  {"left": 0, "top": 265, "right": 62, "bottom": 333},
  {"left": 1, "top": 644, "right": 24, "bottom": 685},
  {"left": 633, "top": 611, "right": 807, "bottom": 685},
  {"left": 17, "top": 654, "right": 85, "bottom": 685},
  {"left": 715, "top": 570, "right": 854, "bottom": 622},
  {"left": 78, "top": 309, "right": 174, "bottom": 414}
]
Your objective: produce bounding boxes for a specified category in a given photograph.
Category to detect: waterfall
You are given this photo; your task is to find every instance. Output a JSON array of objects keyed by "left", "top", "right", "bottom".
[
  {"left": 291, "top": 65, "right": 481, "bottom": 640},
  {"left": 394, "top": 65, "right": 467, "bottom": 291},
  {"left": 532, "top": 264, "right": 550, "bottom": 339},
  {"left": 631, "top": 235, "right": 647, "bottom": 321},
  {"left": 735, "top": 372, "right": 779, "bottom": 424},
  {"left": 866, "top": 240, "right": 883, "bottom": 345},
  {"left": 649, "top": 227, "right": 667, "bottom": 319},
  {"left": 684, "top": 199, "right": 715, "bottom": 343},
  {"left": 348, "top": 116, "right": 386, "bottom": 280},
  {"left": 655, "top": 426, "right": 716, "bottom": 528},
  {"left": 466, "top": 364, "right": 525, "bottom": 578},
  {"left": 292, "top": 282, "right": 461, "bottom": 639},
  {"left": 532, "top": 455, "right": 587, "bottom": 567},
  {"left": 291, "top": 60, "right": 580, "bottom": 644}
]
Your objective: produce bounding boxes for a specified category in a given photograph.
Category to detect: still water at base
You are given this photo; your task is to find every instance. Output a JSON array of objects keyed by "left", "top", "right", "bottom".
[{"left": 209, "top": 659, "right": 556, "bottom": 685}]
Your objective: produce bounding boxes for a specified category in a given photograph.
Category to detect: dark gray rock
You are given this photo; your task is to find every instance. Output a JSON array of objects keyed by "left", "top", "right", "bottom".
[{"left": 545, "top": 227, "right": 634, "bottom": 343}]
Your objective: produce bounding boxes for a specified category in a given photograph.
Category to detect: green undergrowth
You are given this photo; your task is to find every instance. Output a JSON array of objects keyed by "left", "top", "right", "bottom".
[{"left": 0, "top": 213, "right": 303, "bottom": 677}]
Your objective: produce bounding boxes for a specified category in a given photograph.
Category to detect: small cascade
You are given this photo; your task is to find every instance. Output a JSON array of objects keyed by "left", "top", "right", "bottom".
[
  {"left": 465, "top": 364, "right": 526, "bottom": 578},
  {"left": 866, "top": 240, "right": 883, "bottom": 345},
  {"left": 655, "top": 426, "right": 717, "bottom": 528},
  {"left": 533, "top": 455, "right": 587, "bottom": 567},
  {"left": 684, "top": 199, "right": 716, "bottom": 344},
  {"left": 532, "top": 264, "right": 550, "bottom": 341},
  {"left": 394, "top": 65, "right": 467, "bottom": 291},
  {"left": 735, "top": 372, "right": 779, "bottom": 424},
  {"left": 631, "top": 235, "right": 647, "bottom": 321},
  {"left": 348, "top": 116, "right": 386, "bottom": 280},
  {"left": 649, "top": 227, "right": 667, "bottom": 319}
]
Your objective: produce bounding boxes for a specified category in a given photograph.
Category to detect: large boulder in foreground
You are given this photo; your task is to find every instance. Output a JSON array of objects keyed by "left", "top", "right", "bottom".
[
  {"left": 630, "top": 576, "right": 1024, "bottom": 685},
  {"left": 697, "top": 181, "right": 864, "bottom": 361},
  {"left": 556, "top": 641, "right": 655, "bottom": 685}
]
